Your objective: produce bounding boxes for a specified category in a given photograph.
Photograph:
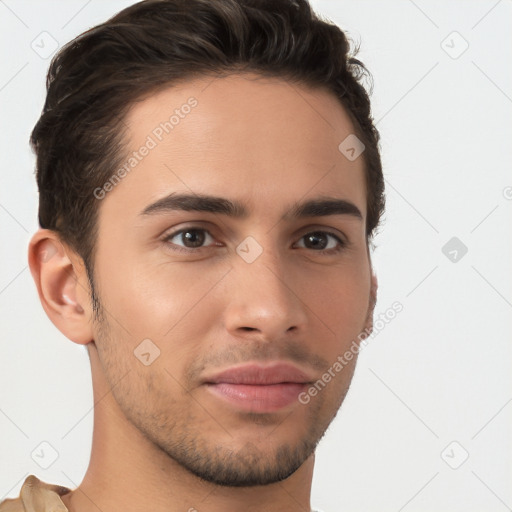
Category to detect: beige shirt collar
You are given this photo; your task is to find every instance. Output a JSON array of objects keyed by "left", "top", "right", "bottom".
[{"left": 0, "top": 475, "right": 71, "bottom": 512}]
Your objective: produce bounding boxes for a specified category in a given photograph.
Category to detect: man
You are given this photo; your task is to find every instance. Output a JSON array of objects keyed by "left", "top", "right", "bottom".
[{"left": 1, "top": 0, "right": 384, "bottom": 510}]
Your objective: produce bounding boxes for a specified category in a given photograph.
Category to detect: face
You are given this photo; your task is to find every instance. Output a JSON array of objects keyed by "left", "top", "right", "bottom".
[{"left": 87, "top": 73, "right": 375, "bottom": 486}]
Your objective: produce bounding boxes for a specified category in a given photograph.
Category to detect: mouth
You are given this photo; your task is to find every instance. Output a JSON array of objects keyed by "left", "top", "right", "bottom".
[{"left": 202, "top": 362, "right": 314, "bottom": 413}]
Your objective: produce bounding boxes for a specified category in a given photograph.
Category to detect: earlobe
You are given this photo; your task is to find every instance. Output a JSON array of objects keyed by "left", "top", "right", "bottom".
[{"left": 28, "top": 229, "right": 93, "bottom": 345}]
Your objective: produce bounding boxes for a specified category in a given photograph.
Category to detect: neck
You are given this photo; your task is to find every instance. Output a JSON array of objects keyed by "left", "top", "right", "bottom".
[{"left": 61, "top": 343, "right": 315, "bottom": 512}]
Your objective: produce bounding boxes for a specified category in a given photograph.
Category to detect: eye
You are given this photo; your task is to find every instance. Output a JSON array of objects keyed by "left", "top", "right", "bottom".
[
  {"left": 295, "top": 231, "right": 345, "bottom": 254},
  {"left": 161, "top": 227, "right": 346, "bottom": 255},
  {"left": 162, "top": 227, "right": 216, "bottom": 252}
]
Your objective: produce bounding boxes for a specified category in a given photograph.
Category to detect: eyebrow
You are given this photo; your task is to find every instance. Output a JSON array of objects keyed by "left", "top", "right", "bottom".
[{"left": 140, "top": 192, "right": 363, "bottom": 221}]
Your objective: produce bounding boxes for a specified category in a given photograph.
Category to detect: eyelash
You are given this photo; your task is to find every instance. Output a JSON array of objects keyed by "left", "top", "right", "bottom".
[{"left": 161, "top": 226, "right": 346, "bottom": 255}]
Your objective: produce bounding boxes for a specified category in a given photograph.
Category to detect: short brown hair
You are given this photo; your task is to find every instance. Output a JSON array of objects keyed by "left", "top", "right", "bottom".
[{"left": 31, "top": 0, "right": 385, "bottom": 302}]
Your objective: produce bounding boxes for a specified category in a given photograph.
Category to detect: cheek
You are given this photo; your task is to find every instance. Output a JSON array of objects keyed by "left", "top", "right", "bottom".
[
  {"left": 97, "top": 251, "right": 231, "bottom": 340},
  {"left": 297, "top": 262, "right": 371, "bottom": 341},
  {"left": 94, "top": 258, "right": 236, "bottom": 386}
]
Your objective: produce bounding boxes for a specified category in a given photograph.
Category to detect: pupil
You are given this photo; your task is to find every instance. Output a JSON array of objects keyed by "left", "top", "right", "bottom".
[
  {"left": 306, "top": 232, "right": 327, "bottom": 250},
  {"left": 183, "top": 230, "right": 204, "bottom": 247}
]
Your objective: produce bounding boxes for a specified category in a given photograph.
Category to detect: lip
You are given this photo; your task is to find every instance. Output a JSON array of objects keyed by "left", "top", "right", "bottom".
[
  {"left": 202, "top": 362, "right": 314, "bottom": 413},
  {"left": 202, "top": 362, "right": 314, "bottom": 385}
]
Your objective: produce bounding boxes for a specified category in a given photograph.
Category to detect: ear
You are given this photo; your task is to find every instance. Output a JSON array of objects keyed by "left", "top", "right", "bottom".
[
  {"left": 28, "top": 229, "right": 94, "bottom": 345},
  {"left": 362, "top": 270, "right": 378, "bottom": 336}
]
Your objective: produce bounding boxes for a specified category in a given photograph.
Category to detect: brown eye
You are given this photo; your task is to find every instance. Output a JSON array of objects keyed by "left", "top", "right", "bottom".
[
  {"left": 296, "top": 231, "right": 345, "bottom": 253},
  {"left": 163, "top": 228, "right": 214, "bottom": 250}
]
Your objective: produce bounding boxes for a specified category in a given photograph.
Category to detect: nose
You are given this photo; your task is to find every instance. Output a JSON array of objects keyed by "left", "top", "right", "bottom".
[{"left": 222, "top": 241, "right": 309, "bottom": 343}]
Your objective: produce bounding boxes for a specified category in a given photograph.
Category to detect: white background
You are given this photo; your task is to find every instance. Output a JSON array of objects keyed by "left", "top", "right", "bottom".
[{"left": 1, "top": 1, "right": 511, "bottom": 511}]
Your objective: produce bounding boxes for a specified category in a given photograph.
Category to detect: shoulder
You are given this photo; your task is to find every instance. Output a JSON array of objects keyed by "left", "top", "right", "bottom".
[{"left": 0, "top": 475, "right": 72, "bottom": 512}]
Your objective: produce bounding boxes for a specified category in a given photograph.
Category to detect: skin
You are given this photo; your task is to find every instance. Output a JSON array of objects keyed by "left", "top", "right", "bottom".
[{"left": 28, "top": 73, "right": 378, "bottom": 512}]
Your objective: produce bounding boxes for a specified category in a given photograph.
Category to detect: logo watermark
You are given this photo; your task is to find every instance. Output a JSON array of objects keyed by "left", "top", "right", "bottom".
[
  {"left": 298, "top": 301, "right": 403, "bottom": 404},
  {"left": 93, "top": 97, "right": 198, "bottom": 200}
]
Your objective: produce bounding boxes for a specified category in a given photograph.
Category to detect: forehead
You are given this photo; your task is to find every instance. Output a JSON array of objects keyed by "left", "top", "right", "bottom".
[{"left": 101, "top": 72, "right": 366, "bottom": 222}]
